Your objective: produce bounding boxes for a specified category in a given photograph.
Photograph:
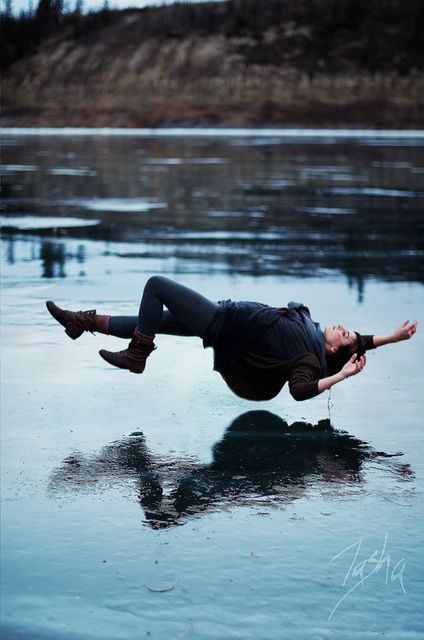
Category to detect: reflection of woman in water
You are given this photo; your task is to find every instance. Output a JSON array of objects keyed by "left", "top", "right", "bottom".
[
  {"left": 49, "top": 411, "right": 413, "bottom": 530},
  {"left": 46, "top": 276, "right": 417, "bottom": 401}
]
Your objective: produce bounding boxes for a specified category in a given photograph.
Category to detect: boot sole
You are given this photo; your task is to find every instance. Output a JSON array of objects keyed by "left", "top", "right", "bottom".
[
  {"left": 98, "top": 350, "right": 144, "bottom": 373},
  {"left": 65, "top": 328, "right": 82, "bottom": 340}
]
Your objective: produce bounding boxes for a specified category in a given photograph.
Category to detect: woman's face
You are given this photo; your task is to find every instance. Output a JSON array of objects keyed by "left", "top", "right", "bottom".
[{"left": 324, "top": 325, "right": 357, "bottom": 355}]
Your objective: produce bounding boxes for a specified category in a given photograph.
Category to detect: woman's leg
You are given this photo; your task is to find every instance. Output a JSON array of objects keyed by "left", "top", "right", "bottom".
[
  {"left": 136, "top": 276, "right": 218, "bottom": 339},
  {"left": 98, "top": 277, "right": 218, "bottom": 373},
  {"left": 47, "top": 277, "right": 216, "bottom": 340},
  {"left": 109, "top": 311, "right": 196, "bottom": 339}
]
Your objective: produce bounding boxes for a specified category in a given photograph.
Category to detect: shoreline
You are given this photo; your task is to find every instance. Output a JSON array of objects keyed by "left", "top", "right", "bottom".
[
  {"left": 3, "top": 126, "right": 424, "bottom": 137},
  {"left": 2, "top": 98, "right": 424, "bottom": 132}
]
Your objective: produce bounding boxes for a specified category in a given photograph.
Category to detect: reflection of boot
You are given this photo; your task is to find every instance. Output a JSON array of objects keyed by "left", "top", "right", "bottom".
[
  {"left": 46, "top": 300, "right": 108, "bottom": 339},
  {"left": 99, "top": 329, "right": 156, "bottom": 373}
]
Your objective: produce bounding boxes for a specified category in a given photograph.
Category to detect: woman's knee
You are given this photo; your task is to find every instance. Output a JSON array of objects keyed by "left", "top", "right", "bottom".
[{"left": 144, "top": 275, "right": 171, "bottom": 293}]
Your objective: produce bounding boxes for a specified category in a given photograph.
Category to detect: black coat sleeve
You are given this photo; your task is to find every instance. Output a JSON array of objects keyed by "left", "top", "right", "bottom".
[{"left": 364, "top": 335, "right": 376, "bottom": 350}]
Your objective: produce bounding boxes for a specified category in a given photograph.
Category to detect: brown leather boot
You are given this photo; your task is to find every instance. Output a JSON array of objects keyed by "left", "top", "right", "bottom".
[
  {"left": 99, "top": 329, "right": 156, "bottom": 373},
  {"left": 46, "top": 300, "right": 99, "bottom": 339}
]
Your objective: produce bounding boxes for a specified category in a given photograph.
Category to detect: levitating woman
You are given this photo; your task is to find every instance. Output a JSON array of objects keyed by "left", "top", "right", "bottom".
[{"left": 46, "top": 276, "right": 417, "bottom": 402}]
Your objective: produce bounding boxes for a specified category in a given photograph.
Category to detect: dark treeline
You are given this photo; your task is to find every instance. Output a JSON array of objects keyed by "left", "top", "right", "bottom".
[
  {"left": 1, "top": 0, "right": 114, "bottom": 71},
  {"left": 2, "top": 0, "right": 424, "bottom": 73}
]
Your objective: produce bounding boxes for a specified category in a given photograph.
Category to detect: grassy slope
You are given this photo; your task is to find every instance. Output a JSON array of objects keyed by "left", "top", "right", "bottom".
[{"left": 2, "top": 0, "right": 424, "bottom": 127}]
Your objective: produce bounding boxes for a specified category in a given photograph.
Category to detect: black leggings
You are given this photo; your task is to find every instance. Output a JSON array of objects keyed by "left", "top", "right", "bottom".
[{"left": 108, "top": 276, "right": 219, "bottom": 339}]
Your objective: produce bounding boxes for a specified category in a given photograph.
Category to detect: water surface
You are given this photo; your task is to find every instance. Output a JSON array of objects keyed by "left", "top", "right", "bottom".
[{"left": 1, "top": 129, "right": 423, "bottom": 639}]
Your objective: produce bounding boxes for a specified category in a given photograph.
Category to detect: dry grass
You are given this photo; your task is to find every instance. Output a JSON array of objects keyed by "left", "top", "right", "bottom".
[{"left": 2, "top": 4, "right": 423, "bottom": 128}]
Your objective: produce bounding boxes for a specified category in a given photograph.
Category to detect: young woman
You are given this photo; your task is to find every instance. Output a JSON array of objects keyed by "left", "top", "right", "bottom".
[{"left": 46, "top": 276, "right": 417, "bottom": 402}]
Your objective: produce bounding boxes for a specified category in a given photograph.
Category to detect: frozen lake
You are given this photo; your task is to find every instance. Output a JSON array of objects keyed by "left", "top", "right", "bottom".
[{"left": 1, "top": 129, "right": 423, "bottom": 639}]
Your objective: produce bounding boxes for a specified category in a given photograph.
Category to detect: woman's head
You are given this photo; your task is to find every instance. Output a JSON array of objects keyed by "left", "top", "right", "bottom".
[
  {"left": 324, "top": 325, "right": 358, "bottom": 355},
  {"left": 324, "top": 325, "right": 368, "bottom": 375}
]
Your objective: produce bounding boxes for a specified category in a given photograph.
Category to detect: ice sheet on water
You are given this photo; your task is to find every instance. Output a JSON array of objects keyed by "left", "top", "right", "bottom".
[
  {"left": 2, "top": 127, "right": 424, "bottom": 140},
  {"left": 58, "top": 198, "right": 167, "bottom": 212},
  {"left": 297, "top": 207, "right": 357, "bottom": 215},
  {"left": 0, "top": 215, "right": 100, "bottom": 230},
  {"left": 199, "top": 210, "right": 266, "bottom": 218},
  {"left": 1, "top": 164, "right": 39, "bottom": 172},
  {"left": 49, "top": 167, "right": 97, "bottom": 176},
  {"left": 325, "top": 187, "right": 423, "bottom": 197},
  {"left": 142, "top": 157, "right": 228, "bottom": 165}
]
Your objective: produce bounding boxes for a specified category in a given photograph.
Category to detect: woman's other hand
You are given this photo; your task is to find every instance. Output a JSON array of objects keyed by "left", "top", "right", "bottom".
[
  {"left": 392, "top": 320, "right": 418, "bottom": 343},
  {"left": 340, "top": 354, "right": 366, "bottom": 379},
  {"left": 317, "top": 353, "right": 366, "bottom": 394}
]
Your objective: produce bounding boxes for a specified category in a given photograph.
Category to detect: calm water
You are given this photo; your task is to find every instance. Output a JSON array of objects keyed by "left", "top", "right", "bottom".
[{"left": 1, "top": 130, "right": 423, "bottom": 639}]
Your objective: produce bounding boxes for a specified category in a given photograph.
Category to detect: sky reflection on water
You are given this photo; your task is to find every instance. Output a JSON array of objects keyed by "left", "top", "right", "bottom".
[{"left": 2, "top": 131, "right": 424, "bottom": 300}]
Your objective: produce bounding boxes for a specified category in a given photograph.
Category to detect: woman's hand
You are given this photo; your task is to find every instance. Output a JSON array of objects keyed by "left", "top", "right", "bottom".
[
  {"left": 340, "top": 353, "right": 366, "bottom": 379},
  {"left": 391, "top": 320, "right": 418, "bottom": 343},
  {"left": 317, "top": 353, "right": 366, "bottom": 394}
]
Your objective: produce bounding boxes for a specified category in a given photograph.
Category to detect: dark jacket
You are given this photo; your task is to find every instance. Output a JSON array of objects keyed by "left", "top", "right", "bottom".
[
  {"left": 203, "top": 300, "right": 330, "bottom": 402},
  {"left": 217, "top": 351, "right": 323, "bottom": 401}
]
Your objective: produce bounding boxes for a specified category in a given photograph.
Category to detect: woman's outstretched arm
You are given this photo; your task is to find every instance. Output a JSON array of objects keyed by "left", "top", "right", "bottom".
[
  {"left": 289, "top": 354, "right": 366, "bottom": 401},
  {"left": 372, "top": 320, "right": 418, "bottom": 348},
  {"left": 292, "top": 322, "right": 417, "bottom": 400},
  {"left": 317, "top": 354, "right": 367, "bottom": 394}
]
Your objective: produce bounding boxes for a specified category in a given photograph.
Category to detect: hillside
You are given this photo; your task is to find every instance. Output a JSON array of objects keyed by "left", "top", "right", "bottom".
[{"left": 2, "top": 0, "right": 424, "bottom": 128}]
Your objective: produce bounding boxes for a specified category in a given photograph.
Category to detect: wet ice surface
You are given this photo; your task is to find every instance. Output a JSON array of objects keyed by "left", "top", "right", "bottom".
[
  {"left": 1, "top": 130, "right": 424, "bottom": 639},
  {"left": 0, "top": 216, "right": 101, "bottom": 230}
]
